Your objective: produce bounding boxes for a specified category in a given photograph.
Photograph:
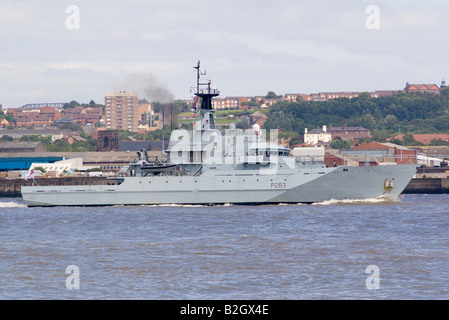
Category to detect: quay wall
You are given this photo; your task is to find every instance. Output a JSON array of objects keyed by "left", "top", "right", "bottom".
[
  {"left": 402, "top": 178, "right": 449, "bottom": 194},
  {"left": 0, "top": 177, "right": 109, "bottom": 197}
]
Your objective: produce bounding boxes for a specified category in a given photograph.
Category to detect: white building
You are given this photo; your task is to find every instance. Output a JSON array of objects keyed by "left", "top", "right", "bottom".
[
  {"left": 304, "top": 126, "right": 332, "bottom": 146},
  {"left": 28, "top": 158, "right": 98, "bottom": 177}
]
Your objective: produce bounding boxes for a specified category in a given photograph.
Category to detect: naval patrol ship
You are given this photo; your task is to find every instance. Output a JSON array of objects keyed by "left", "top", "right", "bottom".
[{"left": 21, "top": 62, "right": 418, "bottom": 206}]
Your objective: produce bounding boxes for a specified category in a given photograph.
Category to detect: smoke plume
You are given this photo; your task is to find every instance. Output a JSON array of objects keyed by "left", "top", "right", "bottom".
[{"left": 122, "top": 72, "right": 174, "bottom": 104}]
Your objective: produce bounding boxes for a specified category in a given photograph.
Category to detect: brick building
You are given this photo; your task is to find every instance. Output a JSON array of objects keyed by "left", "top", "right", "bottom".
[
  {"left": 328, "top": 124, "right": 371, "bottom": 143},
  {"left": 343, "top": 142, "right": 416, "bottom": 165},
  {"left": 97, "top": 130, "right": 119, "bottom": 152},
  {"left": 404, "top": 83, "right": 440, "bottom": 95},
  {"left": 104, "top": 91, "right": 139, "bottom": 132},
  {"left": 212, "top": 97, "right": 240, "bottom": 110}
]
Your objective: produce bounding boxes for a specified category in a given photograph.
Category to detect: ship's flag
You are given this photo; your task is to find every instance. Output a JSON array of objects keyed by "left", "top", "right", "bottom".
[{"left": 194, "top": 97, "right": 199, "bottom": 109}]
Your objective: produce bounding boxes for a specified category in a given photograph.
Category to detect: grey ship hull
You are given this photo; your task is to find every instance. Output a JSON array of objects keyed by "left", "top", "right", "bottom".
[{"left": 21, "top": 163, "right": 417, "bottom": 207}]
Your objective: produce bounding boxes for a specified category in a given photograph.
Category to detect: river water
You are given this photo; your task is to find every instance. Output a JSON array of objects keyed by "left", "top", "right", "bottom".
[{"left": 0, "top": 194, "right": 448, "bottom": 300}]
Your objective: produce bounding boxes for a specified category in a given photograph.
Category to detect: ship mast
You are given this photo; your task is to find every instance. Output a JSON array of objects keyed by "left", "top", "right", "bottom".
[{"left": 193, "top": 61, "right": 220, "bottom": 130}]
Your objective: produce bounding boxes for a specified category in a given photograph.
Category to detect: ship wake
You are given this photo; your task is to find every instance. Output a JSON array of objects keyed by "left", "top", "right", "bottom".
[
  {"left": 144, "top": 203, "right": 233, "bottom": 208},
  {"left": 311, "top": 196, "right": 399, "bottom": 206},
  {"left": 0, "top": 201, "right": 27, "bottom": 208}
]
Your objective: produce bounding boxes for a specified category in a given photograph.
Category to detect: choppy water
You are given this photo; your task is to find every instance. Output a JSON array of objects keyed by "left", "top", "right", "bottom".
[{"left": 0, "top": 194, "right": 448, "bottom": 300}]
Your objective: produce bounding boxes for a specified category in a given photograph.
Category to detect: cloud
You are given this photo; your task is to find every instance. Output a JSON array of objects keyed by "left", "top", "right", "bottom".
[
  {"left": 0, "top": 3, "right": 39, "bottom": 27},
  {"left": 1, "top": 0, "right": 449, "bottom": 107}
]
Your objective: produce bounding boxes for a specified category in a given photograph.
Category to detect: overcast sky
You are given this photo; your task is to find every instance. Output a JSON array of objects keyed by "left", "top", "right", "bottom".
[{"left": 1, "top": 0, "right": 449, "bottom": 108}]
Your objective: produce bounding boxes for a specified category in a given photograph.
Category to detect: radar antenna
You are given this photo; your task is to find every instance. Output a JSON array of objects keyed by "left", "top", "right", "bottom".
[
  {"left": 193, "top": 60, "right": 206, "bottom": 94},
  {"left": 193, "top": 60, "right": 219, "bottom": 96}
]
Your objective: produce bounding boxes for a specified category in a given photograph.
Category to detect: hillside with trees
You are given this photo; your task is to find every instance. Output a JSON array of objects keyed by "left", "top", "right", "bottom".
[{"left": 263, "top": 88, "right": 449, "bottom": 144}]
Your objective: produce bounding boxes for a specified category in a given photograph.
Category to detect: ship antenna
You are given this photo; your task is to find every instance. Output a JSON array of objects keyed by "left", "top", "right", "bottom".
[
  {"left": 162, "top": 107, "right": 165, "bottom": 160},
  {"left": 193, "top": 60, "right": 207, "bottom": 94}
]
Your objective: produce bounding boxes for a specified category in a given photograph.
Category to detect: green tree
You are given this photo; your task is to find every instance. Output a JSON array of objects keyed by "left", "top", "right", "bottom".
[
  {"left": 384, "top": 114, "right": 398, "bottom": 129},
  {"left": 429, "top": 138, "right": 449, "bottom": 146},
  {"left": 0, "top": 113, "right": 16, "bottom": 125},
  {"left": 63, "top": 100, "right": 79, "bottom": 109},
  {"left": 371, "top": 129, "right": 389, "bottom": 142},
  {"left": 288, "top": 136, "right": 304, "bottom": 148},
  {"left": 20, "top": 135, "right": 42, "bottom": 142},
  {"left": 265, "top": 91, "right": 282, "bottom": 99},
  {"left": 361, "top": 113, "right": 376, "bottom": 130},
  {"left": 235, "top": 118, "right": 250, "bottom": 129},
  {"left": 241, "top": 100, "right": 259, "bottom": 108},
  {"left": 263, "top": 90, "right": 449, "bottom": 138},
  {"left": 55, "top": 122, "right": 83, "bottom": 132},
  {"left": 173, "top": 100, "right": 190, "bottom": 113},
  {"left": 330, "top": 138, "right": 353, "bottom": 150},
  {"left": 0, "top": 135, "right": 13, "bottom": 141},
  {"left": 402, "top": 133, "right": 416, "bottom": 146}
]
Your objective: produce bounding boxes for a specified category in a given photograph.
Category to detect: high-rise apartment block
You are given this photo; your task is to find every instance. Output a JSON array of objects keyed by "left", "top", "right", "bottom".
[{"left": 104, "top": 90, "right": 139, "bottom": 132}]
